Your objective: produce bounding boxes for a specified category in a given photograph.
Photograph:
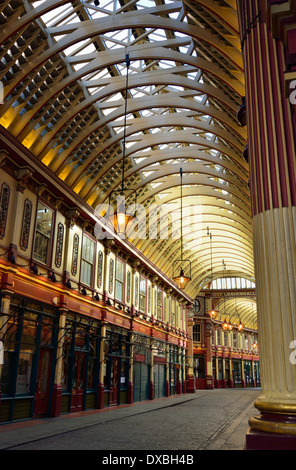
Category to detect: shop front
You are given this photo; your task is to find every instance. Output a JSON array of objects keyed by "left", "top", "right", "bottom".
[
  {"left": 104, "top": 327, "right": 129, "bottom": 407},
  {"left": 0, "top": 295, "right": 59, "bottom": 422},
  {"left": 133, "top": 334, "right": 150, "bottom": 403}
]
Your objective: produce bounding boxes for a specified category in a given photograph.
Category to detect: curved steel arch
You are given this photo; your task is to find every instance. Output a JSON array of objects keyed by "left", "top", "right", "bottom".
[
  {"left": 94, "top": 159, "right": 248, "bottom": 207},
  {"left": 45, "top": 92, "right": 246, "bottom": 182},
  {"left": 134, "top": 198, "right": 253, "bottom": 252},
  {"left": 134, "top": 213, "right": 253, "bottom": 261},
  {"left": 55, "top": 114, "right": 246, "bottom": 189},
  {"left": 2, "top": 9, "right": 244, "bottom": 99},
  {"left": 94, "top": 171, "right": 251, "bottom": 211},
  {"left": 132, "top": 189, "right": 251, "bottom": 229},
  {"left": 214, "top": 297, "right": 257, "bottom": 329},
  {"left": 13, "top": 53, "right": 240, "bottom": 141}
]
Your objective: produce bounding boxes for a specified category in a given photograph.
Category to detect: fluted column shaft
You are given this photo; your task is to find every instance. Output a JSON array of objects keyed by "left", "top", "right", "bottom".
[{"left": 237, "top": 0, "right": 296, "bottom": 448}]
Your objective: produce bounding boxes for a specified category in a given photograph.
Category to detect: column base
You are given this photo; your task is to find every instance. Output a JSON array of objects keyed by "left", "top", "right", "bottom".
[
  {"left": 97, "top": 383, "right": 105, "bottom": 409},
  {"left": 166, "top": 380, "right": 170, "bottom": 397},
  {"left": 177, "top": 381, "right": 182, "bottom": 394},
  {"left": 150, "top": 381, "right": 155, "bottom": 400},
  {"left": 246, "top": 401, "right": 296, "bottom": 450},
  {"left": 186, "top": 376, "right": 196, "bottom": 393},
  {"left": 205, "top": 376, "right": 214, "bottom": 389},
  {"left": 51, "top": 385, "right": 62, "bottom": 417},
  {"left": 246, "top": 428, "right": 296, "bottom": 450},
  {"left": 128, "top": 382, "right": 134, "bottom": 404}
]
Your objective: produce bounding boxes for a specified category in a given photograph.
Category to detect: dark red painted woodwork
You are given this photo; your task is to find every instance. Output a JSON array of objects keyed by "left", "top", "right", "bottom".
[{"left": 34, "top": 349, "right": 53, "bottom": 416}]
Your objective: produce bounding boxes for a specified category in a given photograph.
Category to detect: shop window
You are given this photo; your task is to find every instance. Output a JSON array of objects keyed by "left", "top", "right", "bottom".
[
  {"left": 33, "top": 201, "right": 54, "bottom": 265},
  {"left": 139, "top": 276, "right": 146, "bottom": 313},
  {"left": 115, "top": 258, "right": 125, "bottom": 302},
  {"left": 1, "top": 302, "right": 56, "bottom": 398},
  {"left": 233, "top": 333, "right": 238, "bottom": 348},
  {"left": 80, "top": 234, "right": 95, "bottom": 286}
]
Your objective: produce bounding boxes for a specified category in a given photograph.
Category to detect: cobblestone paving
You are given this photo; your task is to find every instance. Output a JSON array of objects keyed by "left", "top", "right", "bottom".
[{"left": 0, "top": 389, "right": 259, "bottom": 451}]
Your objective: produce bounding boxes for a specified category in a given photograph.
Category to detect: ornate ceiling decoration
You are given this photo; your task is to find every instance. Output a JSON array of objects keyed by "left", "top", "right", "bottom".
[{"left": 0, "top": 0, "right": 255, "bottom": 325}]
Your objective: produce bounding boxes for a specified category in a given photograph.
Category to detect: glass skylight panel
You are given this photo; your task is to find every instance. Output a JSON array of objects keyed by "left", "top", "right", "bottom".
[
  {"left": 40, "top": 4, "right": 75, "bottom": 27},
  {"left": 101, "top": 107, "right": 118, "bottom": 116}
]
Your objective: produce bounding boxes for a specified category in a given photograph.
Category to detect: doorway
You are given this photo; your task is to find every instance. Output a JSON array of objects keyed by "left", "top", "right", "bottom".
[
  {"left": 70, "top": 351, "right": 86, "bottom": 412},
  {"left": 34, "top": 348, "right": 53, "bottom": 416}
]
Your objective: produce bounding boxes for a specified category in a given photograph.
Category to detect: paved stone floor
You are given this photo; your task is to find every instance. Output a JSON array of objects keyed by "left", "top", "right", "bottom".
[{"left": 0, "top": 388, "right": 260, "bottom": 452}]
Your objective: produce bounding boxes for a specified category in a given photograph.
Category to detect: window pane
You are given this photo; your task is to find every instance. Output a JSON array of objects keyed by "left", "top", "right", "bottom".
[
  {"left": 33, "top": 232, "right": 50, "bottom": 263},
  {"left": 33, "top": 202, "right": 53, "bottom": 264},
  {"left": 115, "top": 259, "right": 124, "bottom": 302},
  {"left": 16, "top": 352, "right": 33, "bottom": 394},
  {"left": 139, "top": 277, "right": 146, "bottom": 312},
  {"left": 116, "top": 259, "right": 124, "bottom": 282},
  {"left": 140, "top": 277, "right": 146, "bottom": 295},
  {"left": 81, "top": 260, "right": 92, "bottom": 285},
  {"left": 36, "top": 203, "right": 53, "bottom": 237},
  {"left": 115, "top": 280, "right": 123, "bottom": 302},
  {"left": 82, "top": 235, "right": 95, "bottom": 263}
]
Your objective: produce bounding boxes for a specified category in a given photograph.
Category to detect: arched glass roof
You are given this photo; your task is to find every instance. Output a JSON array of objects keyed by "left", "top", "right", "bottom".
[{"left": 0, "top": 0, "right": 253, "bottom": 322}]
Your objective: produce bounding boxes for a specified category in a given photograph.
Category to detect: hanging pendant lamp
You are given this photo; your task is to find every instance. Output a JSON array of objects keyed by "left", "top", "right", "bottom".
[
  {"left": 106, "top": 53, "right": 137, "bottom": 236},
  {"left": 172, "top": 168, "right": 191, "bottom": 289}
]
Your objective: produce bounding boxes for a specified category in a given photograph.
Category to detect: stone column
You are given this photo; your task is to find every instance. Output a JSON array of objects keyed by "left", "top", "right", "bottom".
[
  {"left": 165, "top": 341, "right": 170, "bottom": 396},
  {"left": 128, "top": 331, "right": 134, "bottom": 404},
  {"left": 0, "top": 293, "right": 12, "bottom": 401},
  {"left": 237, "top": 0, "right": 296, "bottom": 449},
  {"left": 150, "top": 338, "right": 155, "bottom": 400},
  {"left": 186, "top": 317, "right": 195, "bottom": 392},
  {"left": 51, "top": 309, "right": 67, "bottom": 417},
  {"left": 97, "top": 322, "right": 107, "bottom": 409},
  {"left": 205, "top": 322, "right": 214, "bottom": 389}
]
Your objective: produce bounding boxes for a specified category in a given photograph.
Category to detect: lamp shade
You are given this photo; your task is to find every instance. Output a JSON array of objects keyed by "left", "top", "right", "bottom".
[
  {"left": 222, "top": 319, "right": 228, "bottom": 330},
  {"left": 173, "top": 268, "right": 191, "bottom": 289},
  {"left": 238, "top": 321, "right": 243, "bottom": 332},
  {"left": 106, "top": 196, "right": 136, "bottom": 236},
  {"left": 113, "top": 209, "right": 135, "bottom": 235},
  {"left": 208, "top": 309, "right": 218, "bottom": 319}
]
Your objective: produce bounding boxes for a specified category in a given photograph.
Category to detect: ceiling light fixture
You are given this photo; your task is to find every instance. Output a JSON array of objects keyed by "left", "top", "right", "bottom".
[{"left": 106, "top": 53, "right": 137, "bottom": 237}]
